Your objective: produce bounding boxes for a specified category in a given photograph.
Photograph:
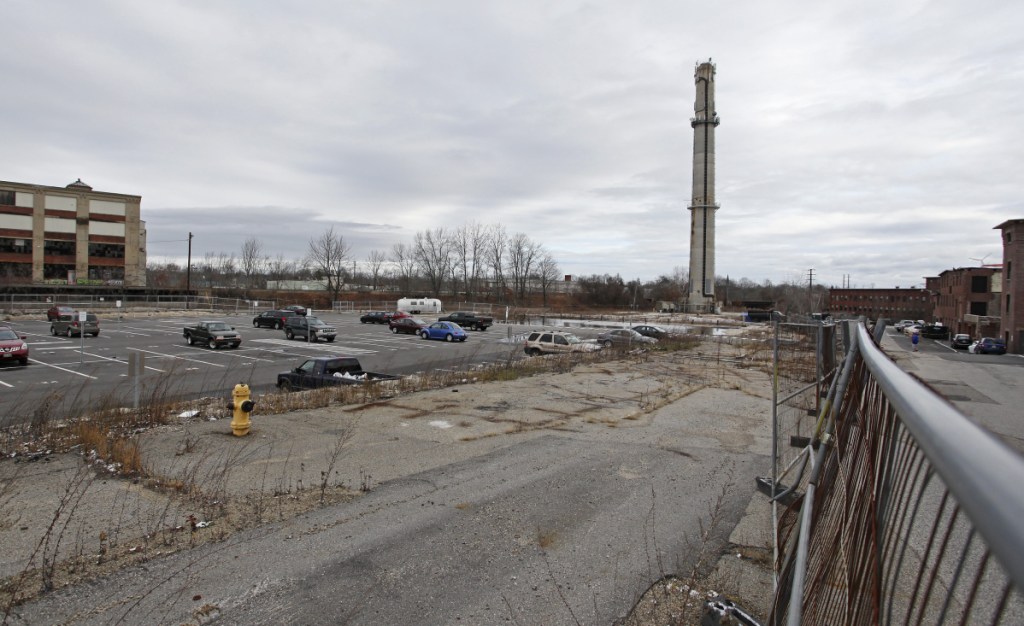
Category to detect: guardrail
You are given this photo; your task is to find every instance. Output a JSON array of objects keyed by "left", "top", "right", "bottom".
[{"left": 768, "top": 321, "right": 1024, "bottom": 624}]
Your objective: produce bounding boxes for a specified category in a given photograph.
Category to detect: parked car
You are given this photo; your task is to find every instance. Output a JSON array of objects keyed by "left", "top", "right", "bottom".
[
  {"left": 631, "top": 325, "right": 669, "bottom": 339},
  {"left": 904, "top": 324, "right": 923, "bottom": 336},
  {"left": 252, "top": 310, "right": 297, "bottom": 329},
  {"left": 0, "top": 325, "right": 29, "bottom": 366},
  {"left": 596, "top": 328, "right": 657, "bottom": 348},
  {"left": 969, "top": 337, "right": 1006, "bottom": 355},
  {"left": 524, "top": 331, "right": 601, "bottom": 356},
  {"left": 283, "top": 305, "right": 307, "bottom": 316},
  {"left": 46, "top": 305, "right": 76, "bottom": 321},
  {"left": 389, "top": 317, "right": 428, "bottom": 335},
  {"left": 893, "top": 319, "right": 916, "bottom": 332},
  {"left": 419, "top": 321, "right": 467, "bottom": 342},
  {"left": 183, "top": 321, "right": 242, "bottom": 349},
  {"left": 920, "top": 324, "right": 950, "bottom": 339},
  {"left": 951, "top": 334, "right": 972, "bottom": 350},
  {"left": 360, "top": 311, "right": 393, "bottom": 324},
  {"left": 50, "top": 313, "right": 100, "bottom": 337},
  {"left": 284, "top": 316, "right": 336, "bottom": 342}
]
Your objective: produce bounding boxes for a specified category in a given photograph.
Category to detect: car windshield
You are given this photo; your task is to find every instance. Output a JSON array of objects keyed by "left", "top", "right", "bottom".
[
  {"left": 564, "top": 334, "right": 583, "bottom": 344},
  {"left": 0, "top": 329, "right": 18, "bottom": 340},
  {"left": 306, "top": 317, "right": 324, "bottom": 325},
  {"left": 208, "top": 323, "right": 230, "bottom": 331}
]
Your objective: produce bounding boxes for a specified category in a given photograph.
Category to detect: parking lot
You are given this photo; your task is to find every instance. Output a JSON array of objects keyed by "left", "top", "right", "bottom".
[{"left": 0, "top": 311, "right": 529, "bottom": 425}]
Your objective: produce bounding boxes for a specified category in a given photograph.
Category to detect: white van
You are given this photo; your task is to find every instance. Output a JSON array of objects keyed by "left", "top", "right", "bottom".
[{"left": 396, "top": 298, "right": 443, "bottom": 315}]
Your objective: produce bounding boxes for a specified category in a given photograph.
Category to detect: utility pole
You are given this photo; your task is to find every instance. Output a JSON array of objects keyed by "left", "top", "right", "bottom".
[
  {"left": 807, "top": 268, "right": 815, "bottom": 313},
  {"left": 186, "top": 232, "right": 193, "bottom": 310}
]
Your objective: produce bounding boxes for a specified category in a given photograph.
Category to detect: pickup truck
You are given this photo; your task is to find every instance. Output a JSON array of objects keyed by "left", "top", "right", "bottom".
[
  {"left": 183, "top": 321, "right": 242, "bottom": 349},
  {"left": 436, "top": 311, "right": 493, "bottom": 331},
  {"left": 276, "top": 357, "right": 400, "bottom": 391}
]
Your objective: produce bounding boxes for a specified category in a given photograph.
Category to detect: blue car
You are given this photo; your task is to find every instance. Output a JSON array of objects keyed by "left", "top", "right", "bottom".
[{"left": 420, "top": 321, "right": 467, "bottom": 342}]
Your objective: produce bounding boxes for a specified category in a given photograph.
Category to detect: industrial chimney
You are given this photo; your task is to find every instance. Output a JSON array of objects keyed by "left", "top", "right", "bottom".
[{"left": 687, "top": 60, "right": 719, "bottom": 313}]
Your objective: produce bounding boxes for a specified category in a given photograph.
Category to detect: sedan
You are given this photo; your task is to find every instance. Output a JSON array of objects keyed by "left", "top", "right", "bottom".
[
  {"left": 253, "top": 310, "right": 297, "bottom": 329},
  {"left": 283, "top": 305, "right": 307, "bottom": 316},
  {"left": 950, "top": 334, "right": 972, "bottom": 350},
  {"left": 969, "top": 337, "right": 1007, "bottom": 355},
  {"left": 360, "top": 311, "right": 393, "bottom": 324},
  {"left": 420, "top": 321, "right": 467, "bottom": 342},
  {"left": 597, "top": 328, "right": 657, "bottom": 348},
  {"left": 631, "top": 324, "right": 669, "bottom": 339},
  {"left": 389, "top": 317, "right": 428, "bottom": 335}
]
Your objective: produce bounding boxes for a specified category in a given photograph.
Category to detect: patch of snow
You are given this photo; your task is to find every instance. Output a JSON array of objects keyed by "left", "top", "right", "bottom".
[{"left": 429, "top": 420, "right": 453, "bottom": 429}]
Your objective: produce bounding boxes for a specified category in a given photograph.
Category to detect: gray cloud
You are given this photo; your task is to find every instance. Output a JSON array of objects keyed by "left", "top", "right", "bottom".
[{"left": 3, "top": 0, "right": 1020, "bottom": 287}]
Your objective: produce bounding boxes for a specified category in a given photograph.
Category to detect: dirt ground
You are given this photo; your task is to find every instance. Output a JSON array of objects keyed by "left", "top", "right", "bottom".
[{"left": 0, "top": 345, "right": 775, "bottom": 624}]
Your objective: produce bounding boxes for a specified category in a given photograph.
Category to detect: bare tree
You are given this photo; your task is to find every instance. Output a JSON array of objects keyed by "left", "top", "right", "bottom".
[
  {"left": 240, "top": 237, "right": 265, "bottom": 290},
  {"left": 413, "top": 228, "right": 452, "bottom": 298},
  {"left": 390, "top": 242, "right": 418, "bottom": 295},
  {"left": 507, "top": 232, "right": 541, "bottom": 302},
  {"left": 452, "top": 222, "right": 488, "bottom": 299},
  {"left": 486, "top": 224, "right": 508, "bottom": 300},
  {"left": 536, "top": 252, "right": 561, "bottom": 308},
  {"left": 307, "top": 226, "right": 351, "bottom": 302},
  {"left": 366, "top": 250, "right": 387, "bottom": 291}
]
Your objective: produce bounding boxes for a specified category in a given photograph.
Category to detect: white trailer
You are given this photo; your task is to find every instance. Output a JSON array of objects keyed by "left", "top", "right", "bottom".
[{"left": 396, "top": 297, "right": 443, "bottom": 315}]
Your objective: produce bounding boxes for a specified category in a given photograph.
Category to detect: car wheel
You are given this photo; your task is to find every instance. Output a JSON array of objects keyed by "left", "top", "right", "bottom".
[
  {"left": 50, "top": 326, "right": 57, "bottom": 336},
  {"left": 19, "top": 358, "right": 28, "bottom": 366},
  {"left": 391, "top": 326, "right": 398, "bottom": 333},
  {"left": 187, "top": 335, "right": 195, "bottom": 345},
  {"left": 420, "top": 331, "right": 429, "bottom": 340},
  {"left": 286, "top": 330, "right": 294, "bottom": 340},
  {"left": 459, "top": 337, "right": 466, "bottom": 342},
  {"left": 602, "top": 340, "right": 612, "bottom": 348},
  {"left": 445, "top": 334, "right": 453, "bottom": 342},
  {"left": 326, "top": 337, "right": 335, "bottom": 343},
  {"left": 91, "top": 332, "right": 99, "bottom": 337},
  {"left": 309, "top": 334, "right": 318, "bottom": 343},
  {"left": 209, "top": 341, "right": 218, "bottom": 350},
  {"left": 67, "top": 328, "right": 74, "bottom": 338},
  {"left": 526, "top": 348, "right": 540, "bottom": 356},
  {"left": 253, "top": 320, "right": 259, "bottom": 327},
  {"left": 279, "top": 380, "right": 294, "bottom": 392}
]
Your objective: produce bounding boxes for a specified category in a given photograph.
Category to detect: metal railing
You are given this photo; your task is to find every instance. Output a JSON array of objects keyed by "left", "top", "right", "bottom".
[{"left": 769, "top": 321, "right": 1024, "bottom": 624}]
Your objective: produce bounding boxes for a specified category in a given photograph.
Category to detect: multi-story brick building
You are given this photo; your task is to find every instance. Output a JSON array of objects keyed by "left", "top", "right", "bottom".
[
  {"left": 930, "top": 267, "right": 1001, "bottom": 338},
  {"left": 825, "top": 288, "right": 932, "bottom": 322},
  {"left": 995, "top": 219, "right": 1024, "bottom": 353},
  {"left": 0, "top": 179, "right": 146, "bottom": 287}
]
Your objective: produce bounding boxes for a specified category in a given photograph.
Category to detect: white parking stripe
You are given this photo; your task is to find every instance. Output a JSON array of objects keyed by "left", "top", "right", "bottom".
[
  {"left": 248, "top": 339, "right": 376, "bottom": 355},
  {"left": 0, "top": 379, "right": 13, "bottom": 388},
  {"left": 24, "top": 358, "right": 98, "bottom": 379},
  {"left": 80, "top": 350, "right": 167, "bottom": 373},
  {"left": 126, "top": 347, "right": 227, "bottom": 367}
]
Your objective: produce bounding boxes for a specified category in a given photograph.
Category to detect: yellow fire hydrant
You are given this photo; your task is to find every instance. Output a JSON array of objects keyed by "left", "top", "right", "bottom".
[{"left": 228, "top": 383, "right": 255, "bottom": 437}]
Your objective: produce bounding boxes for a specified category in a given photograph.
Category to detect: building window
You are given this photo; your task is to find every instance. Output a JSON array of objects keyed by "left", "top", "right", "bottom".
[
  {"left": 0, "top": 190, "right": 14, "bottom": 206},
  {"left": 0, "top": 238, "right": 31, "bottom": 254},
  {"left": 970, "top": 276, "right": 988, "bottom": 293},
  {"left": 44, "top": 240, "right": 75, "bottom": 256},
  {"left": 1007, "top": 261, "right": 1012, "bottom": 280},
  {"left": 970, "top": 301, "right": 988, "bottom": 316},
  {"left": 88, "top": 242, "right": 125, "bottom": 259}
]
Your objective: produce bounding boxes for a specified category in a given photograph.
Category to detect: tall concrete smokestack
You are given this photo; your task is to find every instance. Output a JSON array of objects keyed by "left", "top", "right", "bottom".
[{"left": 687, "top": 60, "right": 719, "bottom": 312}]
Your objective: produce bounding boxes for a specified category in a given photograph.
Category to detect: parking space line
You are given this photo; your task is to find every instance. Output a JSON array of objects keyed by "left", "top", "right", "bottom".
[
  {"left": 0, "top": 379, "right": 13, "bottom": 388},
  {"left": 126, "top": 348, "right": 227, "bottom": 367},
  {"left": 24, "top": 358, "right": 99, "bottom": 379},
  {"left": 80, "top": 350, "right": 167, "bottom": 373}
]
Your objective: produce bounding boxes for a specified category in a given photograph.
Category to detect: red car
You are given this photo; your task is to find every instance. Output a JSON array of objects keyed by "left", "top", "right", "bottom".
[
  {"left": 46, "top": 305, "right": 76, "bottom": 321},
  {"left": 0, "top": 325, "right": 29, "bottom": 366},
  {"left": 388, "top": 317, "right": 427, "bottom": 335}
]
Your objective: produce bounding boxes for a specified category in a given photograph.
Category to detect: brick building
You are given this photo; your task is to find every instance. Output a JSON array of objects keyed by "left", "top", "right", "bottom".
[
  {"left": 825, "top": 288, "right": 932, "bottom": 321},
  {"left": 0, "top": 179, "right": 146, "bottom": 287},
  {"left": 995, "top": 219, "right": 1024, "bottom": 353},
  {"left": 930, "top": 267, "right": 1001, "bottom": 338}
]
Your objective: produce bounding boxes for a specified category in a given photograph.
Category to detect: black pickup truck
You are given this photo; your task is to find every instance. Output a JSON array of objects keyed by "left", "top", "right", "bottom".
[
  {"left": 276, "top": 357, "right": 400, "bottom": 391},
  {"left": 437, "top": 311, "right": 493, "bottom": 331},
  {"left": 183, "top": 321, "right": 242, "bottom": 349}
]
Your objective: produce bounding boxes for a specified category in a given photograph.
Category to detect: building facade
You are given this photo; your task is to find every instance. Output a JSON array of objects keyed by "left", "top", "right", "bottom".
[
  {"left": 995, "top": 219, "right": 1024, "bottom": 353},
  {"left": 930, "top": 267, "right": 1001, "bottom": 339},
  {"left": 826, "top": 288, "right": 932, "bottom": 322},
  {"left": 0, "top": 179, "right": 146, "bottom": 287}
]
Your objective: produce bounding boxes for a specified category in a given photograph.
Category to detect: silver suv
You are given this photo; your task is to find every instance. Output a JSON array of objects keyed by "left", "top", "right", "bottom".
[
  {"left": 284, "top": 316, "right": 337, "bottom": 343},
  {"left": 524, "top": 330, "right": 600, "bottom": 356}
]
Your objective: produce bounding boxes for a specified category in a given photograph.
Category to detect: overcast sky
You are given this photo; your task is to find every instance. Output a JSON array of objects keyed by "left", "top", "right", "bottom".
[{"left": 4, "top": 0, "right": 1021, "bottom": 288}]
